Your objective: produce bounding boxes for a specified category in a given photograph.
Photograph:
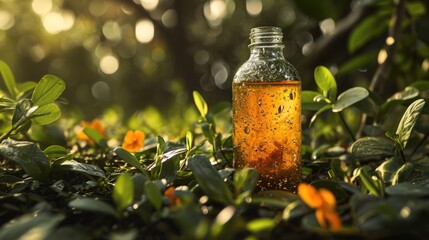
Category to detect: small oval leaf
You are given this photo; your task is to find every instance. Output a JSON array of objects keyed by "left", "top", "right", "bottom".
[
  {"left": 332, "top": 87, "right": 369, "bottom": 112},
  {"left": 31, "top": 74, "right": 65, "bottom": 106},
  {"left": 113, "top": 174, "right": 134, "bottom": 211},
  {"left": 32, "top": 103, "right": 61, "bottom": 125},
  {"left": 193, "top": 91, "right": 208, "bottom": 118},
  {"left": 314, "top": 66, "right": 337, "bottom": 101}
]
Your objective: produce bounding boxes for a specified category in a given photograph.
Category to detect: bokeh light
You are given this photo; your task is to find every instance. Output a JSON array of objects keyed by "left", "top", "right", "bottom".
[
  {"left": 92, "top": 81, "right": 110, "bottom": 100},
  {"left": 140, "top": 0, "right": 159, "bottom": 11},
  {"left": 32, "top": 0, "right": 53, "bottom": 15},
  {"left": 0, "top": 10, "right": 14, "bottom": 30},
  {"left": 135, "top": 19, "right": 155, "bottom": 43},
  {"left": 246, "top": 0, "right": 263, "bottom": 16},
  {"left": 100, "top": 55, "right": 119, "bottom": 74},
  {"left": 42, "top": 11, "right": 75, "bottom": 34}
]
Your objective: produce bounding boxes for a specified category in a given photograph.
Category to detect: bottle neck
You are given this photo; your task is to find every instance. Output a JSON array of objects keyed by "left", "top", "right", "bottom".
[
  {"left": 248, "top": 26, "right": 285, "bottom": 61},
  {"left": 250, "top": 46, "right": 285, "bottom": 60}
]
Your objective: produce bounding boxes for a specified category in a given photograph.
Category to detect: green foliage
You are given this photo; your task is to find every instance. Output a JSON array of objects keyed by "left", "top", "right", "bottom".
[
  {"left": 113, "top": 174, "right": 134, "bottom": 211},
  {"left": 2, "top": 15, "right": 429, "bottom": 237}
]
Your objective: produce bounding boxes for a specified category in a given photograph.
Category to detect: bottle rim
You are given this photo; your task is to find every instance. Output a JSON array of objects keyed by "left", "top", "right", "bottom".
[{"left": 249, "top": 26, "right": 284, "bottom": 48}]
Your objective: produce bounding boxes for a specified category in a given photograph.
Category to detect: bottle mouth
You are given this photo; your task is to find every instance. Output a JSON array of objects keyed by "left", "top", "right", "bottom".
[{"left": 249, "top": 26, "right": 283, "bottom": 48}]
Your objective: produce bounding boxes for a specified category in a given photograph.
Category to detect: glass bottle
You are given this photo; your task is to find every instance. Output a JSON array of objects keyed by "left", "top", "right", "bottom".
[{"left": 232, "top": 26, "right": 301, "bottom": 192}]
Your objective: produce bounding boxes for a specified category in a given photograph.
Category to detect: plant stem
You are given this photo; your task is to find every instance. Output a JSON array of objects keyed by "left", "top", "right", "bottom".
[{"left": 338, "top": 112, "right": 356, "bottom": 142}]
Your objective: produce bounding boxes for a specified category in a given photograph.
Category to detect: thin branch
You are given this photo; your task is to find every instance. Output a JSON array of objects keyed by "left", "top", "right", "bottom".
[
  {"left": 357, "top": 0, "right": 406, "bottom": 138},
  {"left": 368, "top": 0, "right": 406, "bottom": 93}
]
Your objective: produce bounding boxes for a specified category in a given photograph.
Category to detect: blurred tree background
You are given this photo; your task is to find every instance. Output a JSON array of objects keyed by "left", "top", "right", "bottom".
[{"left": 0, "top": 0, "right": 428, "bottom": 120}]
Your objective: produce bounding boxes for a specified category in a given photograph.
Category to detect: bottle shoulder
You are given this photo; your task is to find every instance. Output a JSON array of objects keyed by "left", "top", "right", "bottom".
[{"left": 233, "top": 58, "right": 301, "bottom": 83}]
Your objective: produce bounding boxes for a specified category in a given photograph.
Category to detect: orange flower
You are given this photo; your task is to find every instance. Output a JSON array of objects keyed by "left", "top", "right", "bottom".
[
  {"left": 298, "top": 183, "right": 342, "bottom": 230},
  {"left": 77, "top": 119, "right": 107, "bottom": 144},
  {"left": 121, "top": 130, "right": 144, "bottom": 152},
  {"left": 164, "top": 186, "right": 181, "bottom": 206}
]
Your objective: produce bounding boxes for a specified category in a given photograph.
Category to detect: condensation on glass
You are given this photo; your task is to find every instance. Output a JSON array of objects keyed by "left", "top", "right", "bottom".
[{"left": 232, "top": 26, "right": 301, "bottom": 192}]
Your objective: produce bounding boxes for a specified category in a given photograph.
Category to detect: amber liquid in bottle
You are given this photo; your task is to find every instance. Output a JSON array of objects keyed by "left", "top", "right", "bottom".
[{"left": 233, "top": 80, "right": 301, "bottom": 192}]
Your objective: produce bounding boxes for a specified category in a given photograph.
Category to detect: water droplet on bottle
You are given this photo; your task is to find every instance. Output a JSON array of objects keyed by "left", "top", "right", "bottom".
[
  {"left": 289, "top": 92, "right": 294, "bottom": 100},
  {"left": 257, "top": 98, "right": 262, "bottom": 106},
  {"left": 278, "top": 105, "right": 284, "bottom": 113}
]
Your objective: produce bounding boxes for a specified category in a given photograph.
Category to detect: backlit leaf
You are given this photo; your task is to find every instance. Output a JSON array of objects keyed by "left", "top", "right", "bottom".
[
  {"left": 193, "top": 91, "right": 208, "bottom": 118},
  {"left": 83, "top": 128, "right": 108, "bottom": 149},
  {"left": 396, "top": 99, "right": 425, "bottom": 149},
  {"left": 0, "top": 60, "right": 17, "bottom": 99},
  {"left": 391, "top": 162, "right": 414, "bottom": 185},
  {"left": 348, "top": 13, "right": 388, "bottom": 53},
  {"left": 314, "top": 66, "right": 337, "bottom": 101},
  {"left": 333, "top": 87, "right": 369, "bottom": 112},
  {"left": 31, "top": 74, "right": 65, "bottom": 106},
  {"left": 114, "top": 147, "right": 148, "bottom": 175},
  {"left": 144, "top": 181, "right": 162, "bottom": 211},
  {"left": 32, "top": 103, "right": 61, "bottom": 125},
  {"left": 113, "top": 174, "right": 134, "bottom": 211}
]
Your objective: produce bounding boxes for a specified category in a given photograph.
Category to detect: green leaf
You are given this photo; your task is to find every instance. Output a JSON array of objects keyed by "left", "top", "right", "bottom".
[
  {"left": 395, "top": 99, "right": 426, "bottom": 149},
  {"left": 16, "top": 81, "right": 37, "bottom": 96},
  {"left": 188, "top": 155, "right": 234, "bottom": 204},
  {"left": 406, "top": 1, "right": 426, "bottom": 19},
  {"left": 83, "top": 128, "right": 108, "bottom": 149},
  {"left": 31, "top": 74, "right": 65, "bottom": 106},
  {"left": 309, "top": 104, "right": 332, "bottom": 126},
  {"left": 358, "top": 166, "right": 384, "bottom": 197},
  {"left": 302, "top": 91, "right": 326, "bottom": 111},
  {"left": 155, "top": 135, "right": 166, "bottom": 157},
  {"left": 410, "top": 81, "right": 429, "bottom": 91},
  {"left": 386, "top": 182, "right": 429, "bottom": 197},
  {"left": 32, "top": 103, "right": 61, "bottom": 125},
  {"left": 314, "top": 66, "right": 337, "bottom": 101},
  {"left": 144, "top": 181, "right": 162, "bottom": 211},
  {"left": 0, "top": 60, "right": 17, "bottom": 99},
  {"left": 0, "top": 139, "right": 50, "bottom": 180},
  {"left": 378, "top": 87, "right": 420, "bottom": 119},
  {"left": 12, "top": 99, "right": 33, "bottom": 127},
  {"left": 376, "top": 157, "right": 402, "bottom": 183},
  {"left": 332, "top": 87, "right": 369, "bottom": 112},
  {"left": 132, "top": 173, "right": 148, "bottom": 200},
  {"left": 234, "top": 167, "right": 258, "bottom": 200},
  {"left": 58, "top": 160, "right": 106, "bottom": 178},
  {"left": 193, "top": 91, "right": 208, "bottom": 118},
  {"left": 246, "top": 218, "right": 276, "bottom": 233},
  {"left": 186, "top": 131, "right": 193, "bottom": 151},
  {"left": 44, "top": 145, "right": 68, "bottom": 160},
  {"left": 391, "top": 162, "right": 414, "bottom": 185},
  {"left": 0, "top": 213, "right": 63, "bottom": 240},
  {"left": 114, "top": 147, "right": 148, "bottom": 175},
  {"left": 348, "top": 13, "right": 389, "bottom": 53},
  {"left": 387, "top": 86, "right": 419, "bottom": 102},
  {"left": 337, "top": 51, "right": 378, "bottom": 75},
  {"left": 69, "top": 198, "right": 118, "bottom": 217},
  {"left": 113, "top": 174, "right": 134, "bottom": 211},
  {"left": 351, "top": 137, "right": 395, "bottom": 161}
]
